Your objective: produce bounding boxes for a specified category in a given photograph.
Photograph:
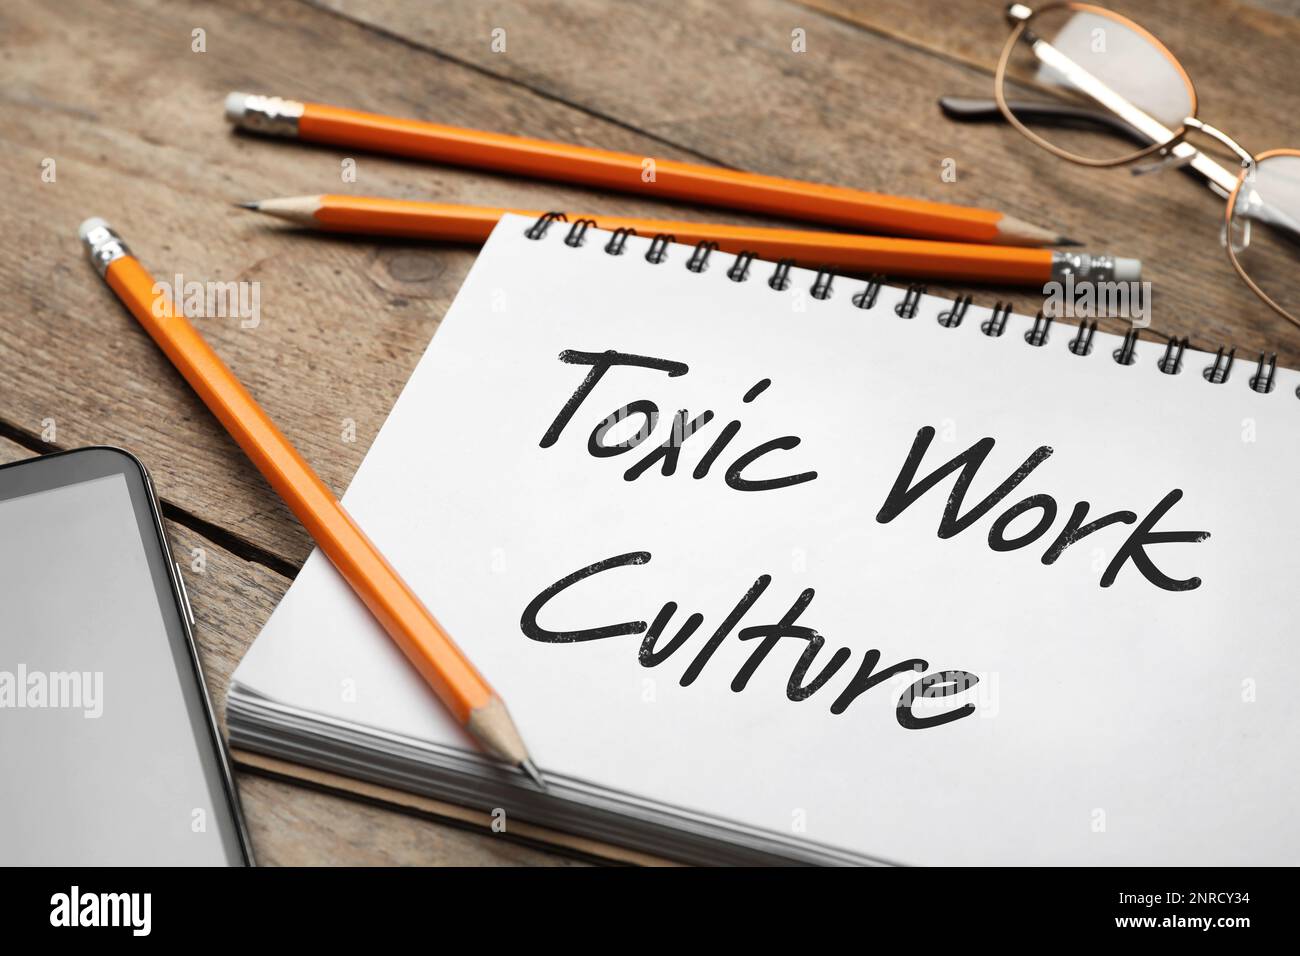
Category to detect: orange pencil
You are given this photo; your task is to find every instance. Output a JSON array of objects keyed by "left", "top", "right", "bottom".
[
  {"left": 78, "top": 217, "right": 546, "bottom": 789},
  {"left": 224, "top": 92, "right": 1072, "bottom": 247},
  {"left": 240, "top": 194, "right": 1139, "bottom": 287}
]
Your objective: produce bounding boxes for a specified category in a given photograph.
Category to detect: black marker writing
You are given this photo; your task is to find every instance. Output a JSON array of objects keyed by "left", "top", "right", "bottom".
[
  {"left": 521, "top": 551, "right": 977, "bottom": 729},
  {"left": 539, "top": 350, "right": 687, "bottom": 449},
  {"left": 877, "top": 426, "right": 1209, "bottom": 591},
  {"left": 540, "top": 349, "right": 817, "bottom": 492}
]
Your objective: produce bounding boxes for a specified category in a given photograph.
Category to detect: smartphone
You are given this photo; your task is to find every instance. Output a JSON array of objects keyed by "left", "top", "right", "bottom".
[{"left": 0, "top": 447, "right": 252, "bottom": 865}]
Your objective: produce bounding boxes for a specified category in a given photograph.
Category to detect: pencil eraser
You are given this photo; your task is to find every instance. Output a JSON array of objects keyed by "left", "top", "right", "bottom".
[
  {"left": 77, "top": 217, "right": 110, "bottom": 240},
  {"left": 1113, "top": 257, "right": 1142, "bottom": 282},
  {"left": 224, "top": 91, "right": 250, "bottom": 124}
]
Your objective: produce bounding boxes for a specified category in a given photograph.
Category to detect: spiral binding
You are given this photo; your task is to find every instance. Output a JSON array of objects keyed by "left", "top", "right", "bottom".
[
  {"left": 605, "top": 227, "right": 636, "bottom": 256},
  {"left": 811, "top": 269, "right": 834, "bottom": 301},
  {"left": 768, "top": 258, "right": 796, "bottom": 291},
  {"left": 895, "top": 284, "right": 926, "bottom": 319},
  {"left": 1204, "top": 346, "right": 1235, "bottom": 384},
  {"left": 1159, "top": 337, "right": 1188, "bottom": 375},
  {"left": 981, "top": 302, "right": 1012, "bottom": 337},
  {"left": 565, "top": 218, "right": 597, "bottom": 247},
  {"left": 645, "top": 234, "right": 674, "bottom": 264},
  {"left": 1113, "top": 328, "right": 1140, "bottom": 366},
  {"left": 525, "top": 211, "right": 566, "bottom": 240},
  {"left": 1025, "top": 312, "right": 1052, "bottom": 347},
  {"left": 523, "top": 213, "right": 1296, "bottom": 400},
  {"left": 1251, "top": 353, "right": 1278, "bottom": 394},
  {"left": 937, "top": 294, "right": 972, "bottom": 329},
  {"left": 728, "top": 251, "right": 756, "bottom": 283},
  {"left": 852, "top": 276, "right": 883, "bottom": 310},
  {"left": 687, "top": 241, "right": 718, "bottom": 273},
  {"left": 1069, "top": 320, "right": 1097, "bottom": 356}
]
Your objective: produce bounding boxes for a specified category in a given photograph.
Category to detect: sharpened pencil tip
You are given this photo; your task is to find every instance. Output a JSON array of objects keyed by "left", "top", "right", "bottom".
[
  {"left": 1056, "top": 236, "right": 1083, "bottom": 247},
  {"left": 235, "top": 201, "right": 260, "bottom": 210},
  {"left": 521, "top": 759, "right": 548, "bottom": 791}
]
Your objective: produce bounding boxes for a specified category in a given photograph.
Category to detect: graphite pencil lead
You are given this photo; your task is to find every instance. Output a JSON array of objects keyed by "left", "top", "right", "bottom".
[
  {"left": 521, "top": 759, "right": 548, "bottom": 791},
  {"left": 236, "top": 201, "right": 260, "bottom": 210}
]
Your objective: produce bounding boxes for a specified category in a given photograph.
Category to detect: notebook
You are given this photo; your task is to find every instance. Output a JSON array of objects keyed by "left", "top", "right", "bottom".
[{"left": 228, "top": 213, "right": 1300, "bottom": 866}]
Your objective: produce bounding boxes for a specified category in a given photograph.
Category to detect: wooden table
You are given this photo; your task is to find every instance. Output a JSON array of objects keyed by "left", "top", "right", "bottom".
[{"left": 3, "top": 0, "right": 1296, "bottom": 865}]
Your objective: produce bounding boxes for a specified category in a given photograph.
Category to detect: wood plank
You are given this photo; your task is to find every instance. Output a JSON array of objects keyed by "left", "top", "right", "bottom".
[
  {"left": 236, "top": 751, "right": 668, "bottom": 866},
  {"left": 0, "top": 437, "right": 580, "bottom": 866},
  {"left": 0, "top": 0, "right": 772, "bottom": 570},
  {"left": 316, "top": 0, "right": 1300, "bottom": 363},
  {"left": 240, "top": 772, "right": 583, "bottom": 866},
  {"left": 1243, "top": 0, "right": 1300, "bottom": 16}
]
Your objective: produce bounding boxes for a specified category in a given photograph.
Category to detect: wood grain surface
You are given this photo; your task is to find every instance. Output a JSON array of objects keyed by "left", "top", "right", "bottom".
[{"left": 2, "top": 0, "right": 1295, "bottom": 865}]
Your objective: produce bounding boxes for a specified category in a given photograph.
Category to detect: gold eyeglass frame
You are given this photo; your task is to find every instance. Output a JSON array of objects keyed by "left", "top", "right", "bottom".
[{"left": 994, "top": 1, "right": 1298, "bottom": 328}]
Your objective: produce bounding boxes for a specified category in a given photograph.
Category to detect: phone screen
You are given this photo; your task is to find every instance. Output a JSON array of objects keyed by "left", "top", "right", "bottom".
[{"left": 0, "top": 451, "right": 248, "bottom": 865}]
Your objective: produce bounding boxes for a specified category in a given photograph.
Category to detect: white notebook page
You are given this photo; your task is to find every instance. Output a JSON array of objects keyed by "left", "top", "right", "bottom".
[{"left": 233, "top": 214, "right": 1300, "bottom": 865}]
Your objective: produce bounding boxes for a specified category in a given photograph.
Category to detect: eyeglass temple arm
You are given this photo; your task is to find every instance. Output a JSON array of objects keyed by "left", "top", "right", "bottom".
[{"left": 939, "top": 95, "right": 1150, "bottom": 144}]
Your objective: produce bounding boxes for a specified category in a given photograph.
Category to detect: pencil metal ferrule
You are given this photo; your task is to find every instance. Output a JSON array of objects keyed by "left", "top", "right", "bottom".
[
  {"left": 225, "top": 93, "right": 304, "bottom": 137},
  {"left": 78, "top": 218, "right": 131, "bottom": 276},
  {"left": 1050, "top": 252, "right": 1141, "bottom": 283}
]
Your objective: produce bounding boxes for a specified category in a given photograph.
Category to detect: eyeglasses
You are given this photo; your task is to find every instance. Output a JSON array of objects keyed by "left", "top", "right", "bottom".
[{"left": 992, "top": 2, "right": 1299, "bottom": 329}]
